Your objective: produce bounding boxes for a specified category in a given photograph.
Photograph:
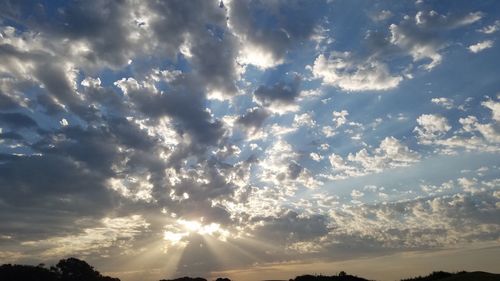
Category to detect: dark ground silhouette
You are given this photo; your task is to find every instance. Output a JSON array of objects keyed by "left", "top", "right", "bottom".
[
  {"left": 1, "top": 258, "right": 499, "bottom": 281},
  {"left": 288, "top": 271, "right": 370, "bottom": 281},
  {"left": 0, "top": 258, "right": 119, "bottom": 281},
  {"left": 400, "top": 270, "right": 500, "bottom": 281},
  {"left": 161, "top": 277, "right": 210, "bottom": 281}
]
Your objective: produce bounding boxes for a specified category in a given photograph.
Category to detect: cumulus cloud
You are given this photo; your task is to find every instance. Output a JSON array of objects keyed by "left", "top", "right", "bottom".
[
  {"left": 312, "top": 52, "right": 402, "bottom": 91},
  {"left": 414, "top": 114, "right": 451, "bottom": 144},
  {"left": 389, "top": 11, "right": 482, "bottom": 70},
  {"left": 431, "top": 97, "right": 454, "bottom": 109},
  {"left": 236, "top": 107, "right": 271, "bottom": 133},
  {"left": 293, "top": 113, "right": 316, "bottom": 128},
  {"left": 259, "top": 139, "right": 321, "bottom": 191},
  {"left": 114, "top": 73, "right": 225, "bottom": 146},
  {"left": 326, "top": 190, "right": 500, "bottom": 251},
  {"left": 253, "top": 78, "right": 302, "bottom": 112},
  {"left": 468, "top": 40, "right": 494, "bottom": 53},
  {"left": 415, "top": 100, "right": 500, "bottom": 153},
  {"left": 478, "top": 20, "right": 500, "bottom": 34},
  {"left": 328, "top": 136, "right": 420, "bottom": 179},
  {"left": 482, "top": 100, "right": 500, "bottom": 122},
  {"left": 228, "top": 0, "right": 327, "bottom": 69}
]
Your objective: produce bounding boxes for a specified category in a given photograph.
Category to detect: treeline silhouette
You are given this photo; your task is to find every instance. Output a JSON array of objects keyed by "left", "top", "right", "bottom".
[
  {"left": 0, "top": 257, "right": 119, "bottom": 281},
  {"left": 401, "top": 271, "right": 459, "bottom": 281},
  {"left": 288, "top": 271, "right": 370, "bottom": 281},
  {"left": 1, "top": 258, "right": 499, "bottom": 281},
  {"left": 400, "top": 270, "right": 500, "bottom": 281}
]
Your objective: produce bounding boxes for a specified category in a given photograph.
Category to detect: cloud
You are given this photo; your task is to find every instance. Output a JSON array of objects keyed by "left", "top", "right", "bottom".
[
  {"left": 0, "top": 112, "right": 38, "bottom": 128},
  {"left": 431, "top": 97, "right": 454, "bottom": 109},
  {"left": 370, "top": 10, "right": 393, "bottom": 22},
  {"left": 236, "top": 107, "right": 271, "bottom": 133},
  {"left": 414, "top": 114, "right": 451, "bottom": 144},
  {"left": 228, "top": 0, "right": 327, "bottom": 69},
  {"left": 253, "top": 78, "right": 302, "bottom": 112},
  {"left": 0, "top": 1, "right": 498, "bottom": 277},
  {"left": 468, "top": 40, "right": 494, "bottom": 53},
  {"left": 114, "top": 74, "right": 225, "bottom": 146},
  {"left": 478, "top": 20, "right": 500, "bottom": 34},
  {"left": 332, "top": 110, "right": 349, "bottom": 128},
  {"left": 482, "top": 100, "right": 500, "bottom": 122},
  {"left": 311, "top": 52, "right": 402, "bottom": 91},
  {"left": 146, "top": 0, "right": 241, "bottom": 97},
  {"left": 326, "top": 190, "right": 499, "bottom": 251},
  {"left": 415, "top": 100, "right": 500, "bottom": 153},
  {"left": 252, "top": 211, "right": 330, "bottom": 244},
  {"left": 20, "top": 215, "right": 149, "bottom": 258},
  {"left": 259, "top": 139, "right": 321, "bottom": 191},
  {"left": 389, "top": 11, "right": 482, "bottom": 70},
  {"left": 328, "top": 136, "right": 420, "bottom": 179},
  {"left": 293, "top": 113, "right": 316, "bottom": 128}
]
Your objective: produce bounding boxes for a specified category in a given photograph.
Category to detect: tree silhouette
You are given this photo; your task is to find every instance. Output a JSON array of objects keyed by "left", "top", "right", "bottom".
[
  {"left": 0, "top": 263, "right": 59, "bottom": 281},
  {"left": 57, "top": 258, "right": 102, "bottom": 281},
  {"left": 0, "top": 257, "right": 120, "bottom": 281},
  {"left": 290, "top": 272, "right": 369, "bottom": 281},
  {"left": 160, "top": 277, "right": 207, "bottom": 281}
]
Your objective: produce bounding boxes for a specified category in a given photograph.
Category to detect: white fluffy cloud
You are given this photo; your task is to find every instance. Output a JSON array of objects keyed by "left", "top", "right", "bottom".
[
  {"left": 478, "top": 20, "right": 500, "bottom": 34},
  {"left": 482, "top": 100, "right": 500, "bottom": 122},
  {"left": 468, "top": 40, "right": 494, "bottom": 53},
  {"left": 327, "top": 136, "right": 420, "bottom": 179},
  {"left": 415, "top": 100, "right": 500, "bottom": 153},
  {"left": 326, "top": 189, "right": 499, "bottom": 249},
  {"left": 414, "top": 114, "right": 452, "bottom": 144},
  {"left": 431, "top": 97, "right": 454, "bottom": 109},
  {"left": 311, "top": 52, "right": 402, "bottom": 91}
]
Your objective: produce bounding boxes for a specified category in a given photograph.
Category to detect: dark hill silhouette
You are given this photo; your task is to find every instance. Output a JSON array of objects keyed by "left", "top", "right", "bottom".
[
  {"left": 289, "top": 271, "right": 370, "bottom": 281},
  {"left": 401, "top": 271, "right": 500, "bottom": 281},
  {"left": 160, "top": 277, "right": 207, "bottom": 281},
  {"left": 439, "top": 271, "right": 500, "bottom": 281},
  {"left": 401, "top": 271, "right": 456, "bottom": 281}
]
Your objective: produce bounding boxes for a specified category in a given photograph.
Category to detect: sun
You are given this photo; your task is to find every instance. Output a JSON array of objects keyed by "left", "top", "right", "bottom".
[
  {"left": 162, "top": 218, "right": 230, "bottom": 248},
  {"left": 179, "top": 219, "right": 202, "bottom": 232}
]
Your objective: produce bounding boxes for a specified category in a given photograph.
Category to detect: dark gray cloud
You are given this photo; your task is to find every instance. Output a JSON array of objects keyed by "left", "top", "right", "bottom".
[
  {"left": 236, "top": 107, "right": 270, "bottom": 131},
  {"left": 119, "top": 74, "right": 225, "bottom": 146},
  {"left": 0, "top": 131, "right": 23, "bottom": 140},
  {"left": 254, "top": 77, "right": 301, "bottom": 107},
  {"left": 148, "top": 0, "right": 240, "bottom": 96},
  {"left": 0, "top": 112, "right": 37, "bottom": 128},
  {"left": 287, "top": 161, "right": 304, "bottom": 180},
  {"left": 0, "top": 92, "right": 18, "bottom": 110},
  {"left": 250, "top": 211, "right": 330, "bottom": 249},
  {"left": 0, "top": 0, "right": 137, "bottom": 68},
  {"left": 228, "top": 0, "right": 327, "bottom": 65},
  {"left": 0, "top": 154, "right": 114, "bottom": 241}
]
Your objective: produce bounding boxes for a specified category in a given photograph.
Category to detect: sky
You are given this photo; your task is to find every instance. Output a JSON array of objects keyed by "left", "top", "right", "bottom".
[{"left": 0, "top": 0, "right": 499, "bottom": 280}]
